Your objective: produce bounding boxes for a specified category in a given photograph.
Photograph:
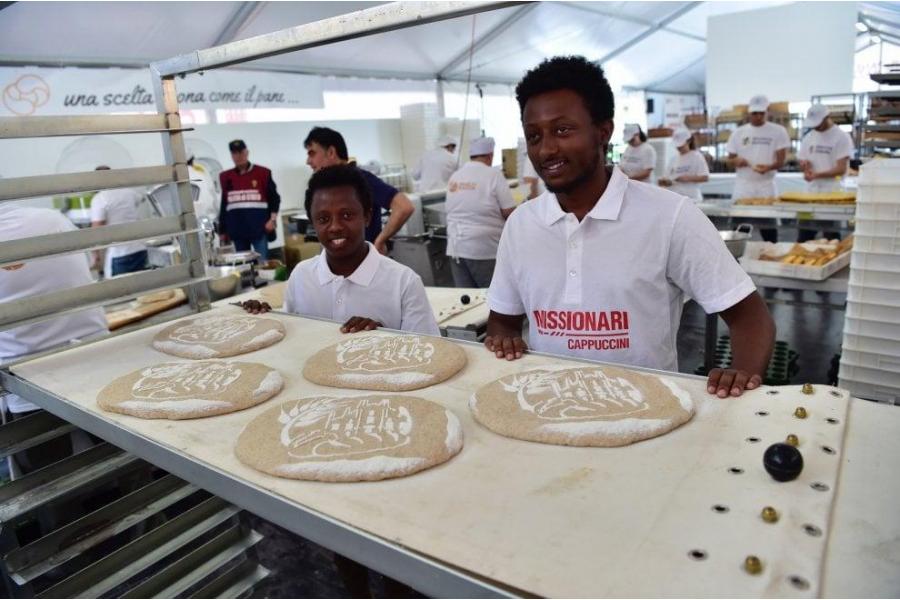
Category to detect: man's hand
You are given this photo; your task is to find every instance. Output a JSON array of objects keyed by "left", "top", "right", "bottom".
[
  {"left": 240, "top": 300, "right": 272, "bottom": 314},
  {"left": 341, "top": 316, "right": 382, "bottom": 333},
  {"left": 264, "top": 219, "right": 276, "bottom": 233},
  {"left": 658, "top": 177, "right": 672, "bottom": 187},
  {"left": 707, "top": 368, "right": 763, "bottom": 398},
  {"left": 752, "top": 163, "right": 771, "bottom": 174},
  {"left": 803, "top": 170, "right": 816, "bottom": 182},
  {"left": 484, "top": 335, "right": 527, "bottom": 361},
  {"left": 734, "top": 157, "right": 750, "bottom": 168},
  {"left": 373, "top": 236, "right": 389, "bottom": 255},
  {"left": 675, "top": 175, "right": 692, "bottom": 183}
]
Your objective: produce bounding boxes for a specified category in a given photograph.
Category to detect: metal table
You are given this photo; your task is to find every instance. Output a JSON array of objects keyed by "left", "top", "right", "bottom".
[
  {"left": 698, "top": 202, "right": 856, "bottom": 223},
  {"left": 2, "top": 308, "right": 898, "bottom": 598}
]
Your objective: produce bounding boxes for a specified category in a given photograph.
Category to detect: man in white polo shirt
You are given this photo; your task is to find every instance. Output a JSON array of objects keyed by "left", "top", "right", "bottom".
[
  {"left": 90, "top": 166, "right": 148, "bottom": 278},
  {"left": 726, "top": 95, "right": 790, "bottom": 243},
  {"left": 487, "top": 56, "right": 775, "bottom": 398},
  {"left": 445, "top": 136, "right": 517, "bottom": 288},
  {"left": 797, "top": 103, "right": 854, "bottom": 242}
]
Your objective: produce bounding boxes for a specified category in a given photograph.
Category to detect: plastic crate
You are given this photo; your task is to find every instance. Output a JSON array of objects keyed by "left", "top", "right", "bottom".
[
  {"left": 844, "top": 312, "right": 900, "bottom": 340},
  {"left": 845, "top": 301, "right": 900, "bottom": 324},
  {"left": 856, "top": 202, "right": 900, "bottom": 220},
  {"left": 850, "top": 250, "right": 900, "bottom": 273},
  {"left": 854, "top": 217, "right": 900, "bottom": 237},
  {"left": 839, "top": 354, "right": 900, "bottom": 386},
  {"left": 842, "top": 332, "right": 900, "bottom": 355},
  {"left": 849, "top": 267, "right": 900, "bottom": 289},
  {"left": 838, "top": 377, "right": 900, "bottom": 404},
  {"left": 847, "top": 283, "right": 900, "bottom": 306},
  {"left": 853, "top": 233, "right": 900, "bottom": 254}
]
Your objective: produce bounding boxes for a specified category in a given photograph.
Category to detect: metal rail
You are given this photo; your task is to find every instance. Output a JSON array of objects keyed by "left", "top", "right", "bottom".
[
  {"left": 0, "top": 114, "right": 188, "bottom": 139},
  {"left": 0, "top": 166, "right": 179, "bottom": 202}
]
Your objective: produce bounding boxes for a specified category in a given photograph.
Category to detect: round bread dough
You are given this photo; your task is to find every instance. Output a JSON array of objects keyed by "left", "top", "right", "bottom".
[
  {"left": 98, "top": 361, "right": 283, "bottom": 420},
  {"left": 470, "top": 365, "right": 694, "bottom": 447},
  {"left": 152, "top": 314, "right": 285, "bottom": 359},
  {"left": 303, "top": 333, "right": 466, "bottom": 391},
  {"left": 235, "top": 394, "right": 463, "bottom": 482}
]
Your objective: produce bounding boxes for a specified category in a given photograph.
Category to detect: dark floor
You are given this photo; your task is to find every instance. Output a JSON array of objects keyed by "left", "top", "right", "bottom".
[{"left": 246, "top": 292, "right": 849, "bottom": 599}]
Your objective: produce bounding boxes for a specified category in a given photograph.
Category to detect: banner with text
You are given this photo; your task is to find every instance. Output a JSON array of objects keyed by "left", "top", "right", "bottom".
[{"left": 0, "top": 67, "right": 324, "bottom": 116}]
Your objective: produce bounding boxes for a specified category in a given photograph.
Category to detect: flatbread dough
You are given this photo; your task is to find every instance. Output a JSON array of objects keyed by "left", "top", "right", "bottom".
[
  {"left": 303, "top": 333, "right": 467, "bottom": 391},
  {"left": 152, "top": 314, "right": 285, "bottom": 359},
  {"left": 470, "top": 365, "right": 694, "bottom": 447},
  {"left": 98, "top": 361, "right": 283, "bottom": 420},
  {"left": 134, "top": 289, "right": 176, "bottom": 305},
  {"left": 235, "top": 394, "right": 463, "bottom": 482}
]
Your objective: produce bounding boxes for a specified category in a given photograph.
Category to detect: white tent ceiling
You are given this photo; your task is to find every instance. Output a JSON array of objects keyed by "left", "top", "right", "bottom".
[{"left": 0, "top": 1, "right": 891, "bottom": 94}]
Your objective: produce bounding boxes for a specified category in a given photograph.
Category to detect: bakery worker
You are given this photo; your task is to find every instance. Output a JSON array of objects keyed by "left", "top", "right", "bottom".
[
  {"left": 486, "top": 55, "right": 775, "bottom": 398},
  {"left": 445, "top": 136, "right": 517, "bottom": 288},
  {"left": 1, "top": 203, "right": 109, "bottom": 474},
  {"left": 187, "top": 152, "right": 219, "bottom": 224},
  {"left": 411, "top": 135, "right": 458, "bottom": 192},
  {"left": 658, "top": 128, "right": 710, "bottom": 203},
  {"left": 218, "top": 139, "right": 281, "bottom": 260},
  {"left": 726, "top": 95, "right": 790, "bottom": 243},
  {"left": 796, "top": 104, "right": 854, "bottom": 242},
  {"left": 304, "top": 126, "right": 415, "bottom": 255},
  {"left": 90, "top": 166, "right": 148, "bottom": 278},
  {"left": 620, "top": 124, "right": 657, "bottom": 183}
]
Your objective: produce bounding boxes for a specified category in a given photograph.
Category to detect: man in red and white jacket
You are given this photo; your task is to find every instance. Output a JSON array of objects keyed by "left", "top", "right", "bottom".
[{"left": 218, "top": 139, "right": 281, "bottom": 259}]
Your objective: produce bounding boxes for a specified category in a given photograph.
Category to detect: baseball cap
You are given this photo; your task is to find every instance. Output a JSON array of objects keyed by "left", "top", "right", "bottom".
[
  {"left": 748, "top": 95, "right": 769, "bottom": 113},
  {"left": 672, "top": 128, "right": 692, "bottom": 148},
  {"left": 228, "top": 139, "right": 247, "bottom": 152},
  {"left": 623, "top": 124, "right": 640, "bottom": 141},
  {"left": 804, "top": 104, "right": 830, "bottom": 129},
  {"left": 469, "top": 136, "right": 495, "bottom": 156}
]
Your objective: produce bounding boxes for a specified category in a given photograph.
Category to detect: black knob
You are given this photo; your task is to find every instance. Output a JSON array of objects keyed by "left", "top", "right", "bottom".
[
  {"left": 763, "top": 443, "right": 804, "bottom": 482},
  {"left": 460, "top": 294, "right": 471, "bottom": 305}
]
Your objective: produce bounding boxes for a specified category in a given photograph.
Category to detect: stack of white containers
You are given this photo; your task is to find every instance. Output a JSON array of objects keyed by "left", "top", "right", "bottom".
[
  {"left": 400, "top": 103, "right": 442, "bottom": 175},
  {"left": 839, "top": 158, "right": 900, "bottom": 403}
]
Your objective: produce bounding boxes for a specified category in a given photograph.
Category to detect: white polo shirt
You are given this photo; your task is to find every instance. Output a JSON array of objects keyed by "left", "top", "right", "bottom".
[
  {"left": 798, "top": 126, "right": 854, "bottom": 193},
  {"left": 620, "top": 142, "right": 657, "bottom": 183},
  {"left": 726, "top": 122, "right": 790, "bottom": 184},
  {"left": 90, "top": 187, "right": 147, "bottom": 278},
  {"left": 488, "top": 167, "right": 756, "bottom": 372},
  {"left": 1, "top": 206, "right": 109, "bottom": 413},
  {"left": 666, "top": 149, "right": 710, "bottom": 202},
  {"left": 284, "top": 242, "right": 440, "bottom": 335},
  {"left": 445, "top": 161, "right": 517, "bottom": 260}
]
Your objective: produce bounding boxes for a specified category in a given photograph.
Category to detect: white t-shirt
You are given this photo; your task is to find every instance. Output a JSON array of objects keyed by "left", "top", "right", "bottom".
[
  {"left": 488, "top": 167, "right": 756, "bottom": 372},
  {"left": 445, "top": 161, "right": 517, "bottom": 260},
  {"left": 798, "top": 126, "right": 854, "bottom": 193},
  {"left": 413, "top": 148, "right": 458, "bottom": 193},
  {"left": 0, "top": 206, "right": 109, "bottom": 413},
  {"left": 90, "top": 187, "right": 147, "bottom": 278},
  {"left": 666, "top": 150, "right": 710, "bottom": 202},
  {"left": 284, "top": 242, "right": 440, "bottom": 335},
  {"left": 620, "top": 142, "right": 657, "bottom": 183},
  {"left": 726, "top": 122, "right": 790, "bottom": 184}
]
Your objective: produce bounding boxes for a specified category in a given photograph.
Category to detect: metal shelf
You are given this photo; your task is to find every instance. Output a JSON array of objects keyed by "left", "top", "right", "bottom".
[{"left": 870, "top": 72, "right": 900, "bottom": 85}]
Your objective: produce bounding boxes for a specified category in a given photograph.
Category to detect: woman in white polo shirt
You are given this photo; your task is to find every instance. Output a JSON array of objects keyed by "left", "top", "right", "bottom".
[
  {"left": 658, "top": 128, "right": 710, "bottom": 202},
  {"left": 486, "top": 56, "right": 775, "bottom": 399},
  {"left": 619, "top": 124, "right": 657, "bottom": 183}
]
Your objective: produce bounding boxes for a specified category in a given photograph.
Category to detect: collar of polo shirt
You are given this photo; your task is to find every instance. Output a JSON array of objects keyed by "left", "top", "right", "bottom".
[
  {"left": 539, "top": 166, "right": 629, "bottom": 226},
  {"left": 315, "top": 242, "right": 380, "bottom": 287}
]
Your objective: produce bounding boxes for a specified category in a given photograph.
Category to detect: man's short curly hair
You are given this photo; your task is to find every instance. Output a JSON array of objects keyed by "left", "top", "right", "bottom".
[
  {"left": 304, "top": 164, "right": 372, "bottom": 216},
  {"left": 515, "top": 56, "right": 615, "bottom": 124}
]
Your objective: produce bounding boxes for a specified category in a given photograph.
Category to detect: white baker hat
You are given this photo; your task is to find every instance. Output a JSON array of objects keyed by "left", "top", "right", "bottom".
[
  {"left": 623, "top": 123, "right": 641, "bottom": 141},
  {"left": 672, "top": 128, "right": 692, "bottom": 148},
  {"left": 748, "top": 95, "right": 769, "bottom": 113},
  {"left": 804, "top": 104, "right": 830, "bottom": 129},
  {"left": 438, "top": 134, "right": 458, "bottom": 148},
  {"left": 469, "top": 136, "right": 495, "bottom": 156}
]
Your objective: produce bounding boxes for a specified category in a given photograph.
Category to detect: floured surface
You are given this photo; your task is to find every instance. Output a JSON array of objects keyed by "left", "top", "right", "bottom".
[
  {"left": 471, "top": 365, "right": 694, "bottom": 446},
  {"left": 97, "top": 360, "right": 283, "bottom": 420},
  {"left": 11, "top": 306, "right": 853, "bottom": 597},
  {"left": 236, "top": 394, "right": 463, "bottom": 482},
  {"left": 152, "top": 314, "right": 285, "bottom": 359},
  {"left": 303, "top": 333, "right": 467, "bottom": 392}
]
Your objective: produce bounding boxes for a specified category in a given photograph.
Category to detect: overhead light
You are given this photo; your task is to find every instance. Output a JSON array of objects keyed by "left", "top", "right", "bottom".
[{"left": 856, "top": 21, "right": 868, "bottom": 33}]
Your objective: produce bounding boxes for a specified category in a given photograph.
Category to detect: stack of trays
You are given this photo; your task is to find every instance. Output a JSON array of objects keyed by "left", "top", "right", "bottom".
[{"left": 839, "top": 159, "right": 900, "bottom": 403}]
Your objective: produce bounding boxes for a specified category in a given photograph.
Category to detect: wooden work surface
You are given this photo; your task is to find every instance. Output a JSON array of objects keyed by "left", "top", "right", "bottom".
[{"left": 9, "top": 307, "right": 900, "bottom": 597}]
